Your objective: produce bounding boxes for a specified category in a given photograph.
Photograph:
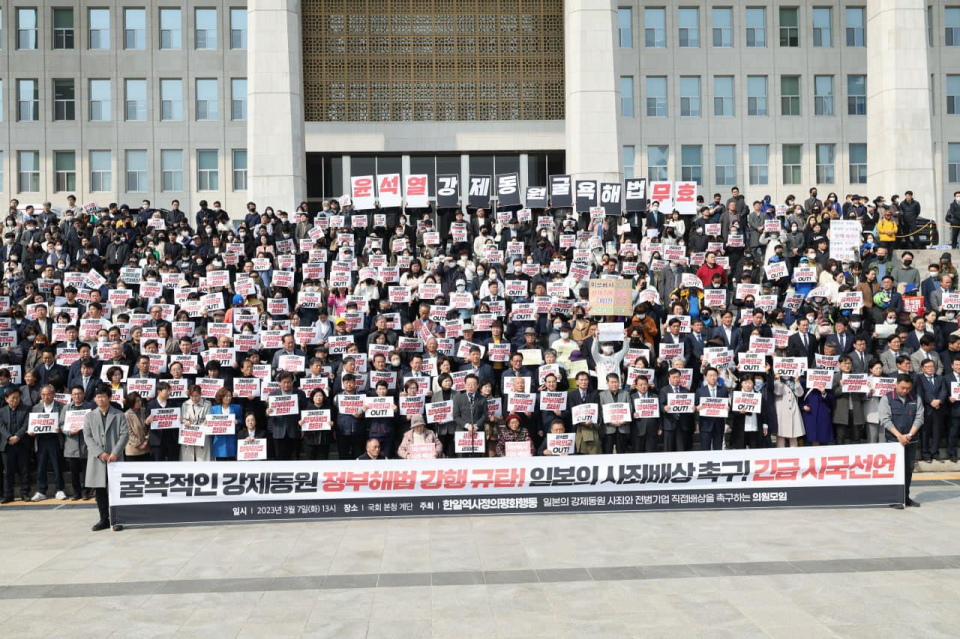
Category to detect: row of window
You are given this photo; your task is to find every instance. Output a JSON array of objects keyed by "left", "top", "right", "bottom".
[
  {"left": 621, "top": 143, "right": 868, "bottom": 187},
  {"left": 12, "top": 7, "right": 246, "bottom": 51},
  {"left": 617, "top": 6, "right": 865, "bottom": 49},
  {"left": 620, "top": 74, "right": 866, "bottom": 118},
  {"left": 9, "top": 78, "right": 246, "bottom": 123},
  {"left": 9, "top": 149, "right": 247, "bottom": 194}
]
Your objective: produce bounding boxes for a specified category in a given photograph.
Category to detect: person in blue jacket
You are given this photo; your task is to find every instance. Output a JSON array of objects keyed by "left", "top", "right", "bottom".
[{"left": 210, "top": 387, "right": 243, "bottom": 461}]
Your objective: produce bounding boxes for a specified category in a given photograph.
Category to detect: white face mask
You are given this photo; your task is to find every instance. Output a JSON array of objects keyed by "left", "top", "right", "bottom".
[
  {"left": 602, "top": 346, "right": 614, "bottom": 355},
  {"left": 559, "top": 332, "right": 570, "bottom": 339}
]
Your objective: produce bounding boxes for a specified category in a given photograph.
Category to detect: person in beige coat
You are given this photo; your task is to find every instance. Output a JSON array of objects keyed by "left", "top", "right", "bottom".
[
  {"left": 123, "top": 393, "right": 150, "bottom": 461},
  {"left": 773, "top": 374, "right": 805, "bottom": 447},
  {"left": 180, "top": 385, "right": 212, "bottom": 462},
  {"left": 83, "top": 384, "right": 129, "bottom": 532}
]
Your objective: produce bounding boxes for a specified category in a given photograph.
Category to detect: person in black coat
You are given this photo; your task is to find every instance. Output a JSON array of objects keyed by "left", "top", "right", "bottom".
[
  {"left": 944, "top": 357, "right": 960, "bottom": 462},
  {"left": 948, "top": 190, "right": 960, "bottom": 249},
  {"left": 34, "top": 347, "right": 68, "bottom": 388},
  {"left": 729, "top": 375, "right": 775, "bottom": 449},
  {"left": 916, "top": 358, "right": 947, "bottom": 462},
  {"left": 658, "top": 368, "right": 694, "bottom": 452},
  {"left": 568, "top": 371, "right": 601, "bottom": 446},
  {"left": 630, "top": 375, "right": 659, "bottom": 453},
  {"left": 786, "top": 317, "right": 819, "bottom": 369}
]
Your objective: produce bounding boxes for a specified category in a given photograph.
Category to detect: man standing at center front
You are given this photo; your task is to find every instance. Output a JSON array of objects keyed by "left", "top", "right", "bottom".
[{"left": 83, "top": 384, "right": 129, "bottom": 531}]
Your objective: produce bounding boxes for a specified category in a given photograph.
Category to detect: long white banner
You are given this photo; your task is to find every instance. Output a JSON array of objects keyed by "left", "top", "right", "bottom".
[{"left": 109, "top": 444, "right": 904, "bottom": 527}]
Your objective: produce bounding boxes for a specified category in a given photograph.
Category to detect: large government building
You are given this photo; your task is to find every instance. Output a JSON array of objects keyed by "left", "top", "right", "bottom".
[{"left": 1, "top": 1, "right": 955, "bottom": 222}]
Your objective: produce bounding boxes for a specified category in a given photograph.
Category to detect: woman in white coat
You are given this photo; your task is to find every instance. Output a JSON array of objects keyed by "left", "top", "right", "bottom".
[
  {"left": 773, "top": 373, "right": 805, "bottom": 447},
  {"left": 180, "top": 385, "right": 212, "bottom": 462}
]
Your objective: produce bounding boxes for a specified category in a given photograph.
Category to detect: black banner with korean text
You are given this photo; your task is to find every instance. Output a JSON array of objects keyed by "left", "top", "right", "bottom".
[{"left": 109, "top": 445, "right": 904, "bottom": 528}]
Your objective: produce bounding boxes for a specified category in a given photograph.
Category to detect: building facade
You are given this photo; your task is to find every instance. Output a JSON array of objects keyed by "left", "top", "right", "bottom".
[
  {"left": 0, "top": 1, "right": 248, "bottom": 213},
  {"left": 2, "top": 1, "right": 958, "bottom": 223}
]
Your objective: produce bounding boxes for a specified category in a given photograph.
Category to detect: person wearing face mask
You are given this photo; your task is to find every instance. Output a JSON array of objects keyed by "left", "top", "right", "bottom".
[
  {"left": 890, "top": 251, "right": 920, "bottom": 290},
  {"left": 589, "top": 325, "right": 630, "bottom": 385}
]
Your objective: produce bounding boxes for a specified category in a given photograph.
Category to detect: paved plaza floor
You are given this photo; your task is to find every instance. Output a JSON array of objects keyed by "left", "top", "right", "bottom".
[{"left": 1, "top": 476, "right": 959, "bottom": 638}]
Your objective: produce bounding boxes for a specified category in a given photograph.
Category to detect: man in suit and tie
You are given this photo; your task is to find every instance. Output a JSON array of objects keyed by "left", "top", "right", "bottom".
[
  {"left": 911, "top": 335, "right": 944, "bottom": 375},
  {"left": 916, "top": 358, "right": 947, "bottom": 462},
  {"left": 694, "top": 368, "right": 728, "bottom": 451},
  {"left": 68, "top": 358, "right": 99, "bottom": 402},
  {"left": 452, "top": 374, "right": 488, "bottom": 448},
  {"left": 568, "top": 371, "right": 602, "bottom": 455},
  {"left": 83, "top": 383, "right": 129, "bottom": 531},
  {"left": 850, "top": 335, "right": 871, "bottom": 374},
  {"left": 57, "top": 324, "right": 82, "bottom": 351},
  {"left": 34, "top": 348, "right": 67, "bottom": 388},
  {"left": 658, "top": 368, "right": 693, "bottom": 452},
  {"left": 787, "top": 317, "right": 818, "bottom": 369},
  {"left": 712, "top": 311, "right": 742, "bottom": 354},
  {"left": 685, "top": 318, "right": 708, "bottom": 369},
  {"left": 825, "top": 318, "right": 854, "bottom": 355},
  {"left": 881, "top": 335, "right": 909, "bottom": 376},
  {"left": 944, "top": 357, "right": 960, "bottom": 463}
]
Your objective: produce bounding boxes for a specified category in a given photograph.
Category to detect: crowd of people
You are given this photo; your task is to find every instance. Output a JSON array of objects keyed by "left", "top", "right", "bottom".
[{"left": 0, "top": 185, "right": 955, "bottom": 529}]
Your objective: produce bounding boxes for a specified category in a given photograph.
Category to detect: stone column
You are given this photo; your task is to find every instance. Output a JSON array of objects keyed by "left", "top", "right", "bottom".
[
  {"left": 248, "top": 0, "right": 307, "bottom": 211},
  {"left": 867, "top": 0, "right": 939, "bottom": 225},
  {"left": 564, "top": 0, "right": 621, "bottom": 183}
]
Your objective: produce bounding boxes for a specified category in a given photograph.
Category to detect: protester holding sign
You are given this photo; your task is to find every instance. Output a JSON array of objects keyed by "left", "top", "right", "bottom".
[
  {"left": 302, "top": 389, "right": 333, "bottom": 461},
  {"left": 496, "top": 413, "right": 531, "bottom": 457},
  {"left": 180, "top": 385, "right": 212, "bottom": 462},
  {"left": 59, "top": 386, "right": 94, "bottom": 500},
  {"left": 397, "top": 414, "right": 443, "bottom": 459},
  {"left": 334, "top": 374, "right": 367, "bottom": 460},
  {"left": 209, "top": 388, "right": 243, "bottom": 461}
]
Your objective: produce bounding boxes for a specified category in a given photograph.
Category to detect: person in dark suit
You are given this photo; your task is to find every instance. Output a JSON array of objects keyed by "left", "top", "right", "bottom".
[
  {"left": 145, "top": 382, "right": 180, "bottom": 462},
  {"left": 658, "top": 369, "right": 693, "bottom": 452},
  {"left": 568, "top": 371, "right": 602, "bottom": 454},
  {"left": 452, "top": 373, "right": 488, "bottom": 437},
  {"left": 267, "top": 371, "right": 308, "bottom": 460},
  {"left": 459, "top": 347, "right": 494, "bottom": 386},
  {"left": 916, "top": 357, "right": 947, "bottom": 462},
  {"left": 630, "top": 375, "right": 659, "bottom": 452},
  {"left": 645, "top": 201, "right": 666, "bottom": 237},
  {"left": 729, "top": 376, "right": 770, "bottom": 449},
  {"left": 944, "top": 357, "right": 960, "bottom": 462},
  {"left": 787, "top": 318, "right": 819, "bottom": 369},
  {"left": 850, "top": 336, "right": 872, "bottom": 374},
  {"left": 535, "top": 373, "right": 569, "bottom": 439},
  {"left": 824, "top": 318, "right": 855, "bottom": 355},
  {"left": 33, "top": 348, "right": 68, "bottom": 389},
  {"left": 0, "top": 387, "right": 31, "bottom": 502},
  {"left": 25, "top": 305, "right": 54, "bottom": 341},
  {"left": 695, "top": 368, "right": 728, "bottom": 451},
  {"left": 67, "top": 358, "right": 99, "bottom": 402},
  {"left": 684, "top": 319, "right": 708, "bottom": 371},
  {"left": 711, "top": 311, "right": 742, "bottom": 355}
]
